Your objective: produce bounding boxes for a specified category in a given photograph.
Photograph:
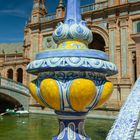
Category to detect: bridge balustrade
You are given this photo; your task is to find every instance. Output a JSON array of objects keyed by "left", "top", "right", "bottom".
[{"left": 0, "top": 77, "right": 29, "bottom": 96}]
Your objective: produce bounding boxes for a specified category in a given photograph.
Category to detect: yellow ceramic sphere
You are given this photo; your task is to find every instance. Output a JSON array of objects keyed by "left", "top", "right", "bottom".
[
  {"left": 29, "top": 82, "right": 45, "bottom": 107},
  {"left": 94, "top": 82, "right": 113, "bottom": 109},
  {"left": 69, "top": 78, "right": 97, "bottom": 112},
  {"left": 40, "top": 79, "right": 61, "bottom": 111}
]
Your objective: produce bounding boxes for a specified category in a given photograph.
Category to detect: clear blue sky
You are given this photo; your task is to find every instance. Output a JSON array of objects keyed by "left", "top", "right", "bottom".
[{"left": 0, "top": 0, "right": 94, "bottom": 43}]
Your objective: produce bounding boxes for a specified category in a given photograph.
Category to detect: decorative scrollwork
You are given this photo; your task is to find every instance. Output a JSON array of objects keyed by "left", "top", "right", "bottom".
[
  {"left": 27, "top": 57, "right": 117, "bottom": 76},
  {"left": 53, "top": 22, "right": 93, "bottom": 45}
]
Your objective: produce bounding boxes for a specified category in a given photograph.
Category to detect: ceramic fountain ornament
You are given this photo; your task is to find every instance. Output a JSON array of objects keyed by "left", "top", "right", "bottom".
[{"left": 27, "top": 0, "right": 117, "bottom": 139}]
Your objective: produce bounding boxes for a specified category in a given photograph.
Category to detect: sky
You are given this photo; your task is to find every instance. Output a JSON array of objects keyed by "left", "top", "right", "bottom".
[{"left": 0, "top": 0, "right": 94, "bottom": 43}]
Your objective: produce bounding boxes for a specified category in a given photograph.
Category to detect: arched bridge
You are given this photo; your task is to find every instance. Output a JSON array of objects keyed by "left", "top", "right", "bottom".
[{"left": 0, "top": 77, "right": 30, "bottom": 113}]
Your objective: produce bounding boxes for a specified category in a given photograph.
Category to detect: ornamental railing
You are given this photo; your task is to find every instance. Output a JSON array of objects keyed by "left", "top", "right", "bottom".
[
  {"left": 45, "top": 0, "right": 139, "bottom": 22},
  {"left": 81, "top": 1, "right": 108, "bottom": 13},
  {"left": 106, "top": 76, "right": 140, "bottom": 140},
  {"left": 46, "top": 14, "right": 56, "bottom": 21},
  {"left": 5, "top": 57, "right": 24, "bottom": 61},
  {"left": 45, "top": 1, "right": 108, "bottom": 22},
  {"left": 0, "top": 77, "right": 30, "bottom": 96}
]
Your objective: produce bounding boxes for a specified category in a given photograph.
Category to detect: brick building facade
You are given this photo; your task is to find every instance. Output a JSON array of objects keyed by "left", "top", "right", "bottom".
[
  {"left": 1, "top": 0, "right": 140, "bottom": 110},
  {"left": 0, "top": 43, "right": 30, "bottom": 85}
]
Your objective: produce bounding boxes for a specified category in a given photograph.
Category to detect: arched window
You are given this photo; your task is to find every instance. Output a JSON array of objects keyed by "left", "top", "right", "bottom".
[
  {"left": 88, "top": 33, "right": 105, "bottom": 52},
  {"left": 133, "top": 20, "right": 140, "bottom": 33},
  {"left": 17, "top": 68, "right": 23, "bottom": 83},
  {"left": 137, "top": 22, "right": 140, "bottom": 33},
  {"left": 7, "top": 69, "right": 13, "bottom": 80},
  {"left": 132, "top": 51, "right": 137, "bottom": 82}
]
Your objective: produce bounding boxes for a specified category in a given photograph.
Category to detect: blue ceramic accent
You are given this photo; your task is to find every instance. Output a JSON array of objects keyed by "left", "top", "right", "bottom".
[
  {"left": 65, "top": 0, "right": 81, "bottom": 24},
  {"left": 27, "top": 0, "right": 117, "bottom": 139},
  {"left": 27, "top": 56, "right": 117, "bottom": 76},
  {"left": 53, "top": 114, "right": 90, "bottom": 140},
  {"left": 53, "top": 22, "right": 93, "bottom": 45},
  {"left": 52, "top": 0, "right": 93, "bottom": 45},
  {"left": 106, "top": 77, "right": 140, "bottom": 140},
  {"left": 36, "top": 50, "right": 109, "bottom": 60},
  {"left": 28, "top": 71, "right": 106, "bottom": 112}
]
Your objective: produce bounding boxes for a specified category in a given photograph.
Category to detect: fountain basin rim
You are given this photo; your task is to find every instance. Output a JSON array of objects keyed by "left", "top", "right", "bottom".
[
  {"left": 36, "top": 49, "right": 108, "bottom": 61},
  {"left": 26, "top": 56, "right": 117, "bottom": 76}
]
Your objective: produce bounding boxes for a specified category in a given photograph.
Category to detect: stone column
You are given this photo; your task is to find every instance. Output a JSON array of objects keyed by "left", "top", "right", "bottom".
[
  {"left": 119, "top": 18, "right": 132, "bottom": 106},
  {"left": 119, "top": 18, "right": 129, "bottom": 78},
  {"left": 31, "top": 34, "right": 39, "bottom": 60},
  {"left": 108, "top": 19, "right": 116, "bottom": 64},
  {"left": 104, "top": 19, "right": 117, "bottom": 108}
]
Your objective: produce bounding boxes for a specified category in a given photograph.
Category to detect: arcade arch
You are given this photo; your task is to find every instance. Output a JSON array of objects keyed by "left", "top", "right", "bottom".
[
  {"left": 89, "top": 26, "right": 109, "bottom": 52},
  {"left": 17, "top": 68, "right": 23, "bottom": 83},
  {"left": 7, "top": 69, "right": 13, "bottom": 80},
  {"left": 89, "top": 33, "right": 105, "bottom": 51},
  {"left": 0, "top": 93, "right": 21, "bottom": 113}
]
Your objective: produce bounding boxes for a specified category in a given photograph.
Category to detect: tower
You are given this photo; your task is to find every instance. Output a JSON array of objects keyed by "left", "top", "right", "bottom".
[
  {"left": 56, "top": 0, "right": 65, "bottom": 19},
  {"left": 31, "top": 0, "right": 47, "bottom": 23},
  {"left": 24, "top": 0, "right": 47, "bottom": 61}
]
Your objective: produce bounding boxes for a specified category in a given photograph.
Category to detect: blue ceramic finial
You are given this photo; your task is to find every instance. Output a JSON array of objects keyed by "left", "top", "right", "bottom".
[
  {"left": 53, "top": 0, "right": 93, "bottom": 47},
  {"left": 65, "top": 0, "right": 81, "bottom": 24},
  {"left": 27, "top": 1, "right": 117, "bottom": 140}
]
